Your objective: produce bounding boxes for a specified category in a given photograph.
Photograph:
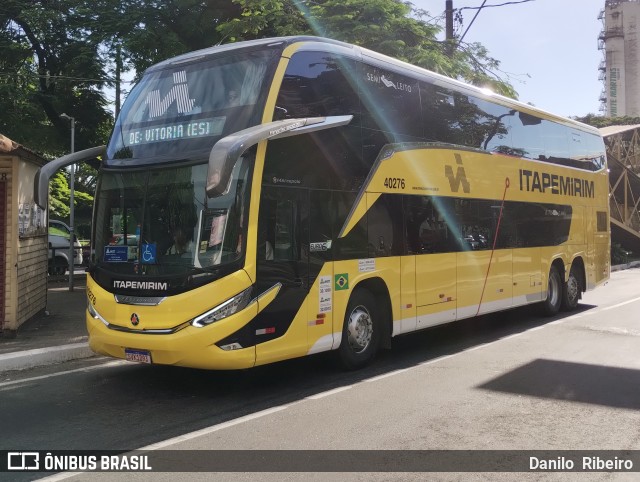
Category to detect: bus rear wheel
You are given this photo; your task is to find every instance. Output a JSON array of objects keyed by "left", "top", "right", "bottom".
[
  {"left": 561, "top": 265, "right": 581, "bottom": 311},
  {"left": 541, "top": 265, "right": 562, "bottom": 316},
  {"left": 337, "top": 289, "right": 381, "bottom": 370}
]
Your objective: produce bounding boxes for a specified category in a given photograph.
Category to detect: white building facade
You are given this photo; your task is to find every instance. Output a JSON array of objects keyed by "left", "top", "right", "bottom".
[{"left": 600, "top": 0, "right": 640, "bottom": 117}]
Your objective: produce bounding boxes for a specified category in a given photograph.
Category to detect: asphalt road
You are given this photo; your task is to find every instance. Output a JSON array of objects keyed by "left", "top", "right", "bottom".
[{"left": 3, "top": 269, "right": 640, "bottom": 481}]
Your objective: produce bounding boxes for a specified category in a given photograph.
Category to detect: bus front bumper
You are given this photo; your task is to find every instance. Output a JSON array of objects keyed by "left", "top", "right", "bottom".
[{"left": 86, "top": 310, "right": 257, "bottom": 370}]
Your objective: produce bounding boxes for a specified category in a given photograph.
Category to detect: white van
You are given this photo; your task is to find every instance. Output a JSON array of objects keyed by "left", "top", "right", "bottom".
[{"left": 48, "top": 220, "right": 83, "bottom": 275}]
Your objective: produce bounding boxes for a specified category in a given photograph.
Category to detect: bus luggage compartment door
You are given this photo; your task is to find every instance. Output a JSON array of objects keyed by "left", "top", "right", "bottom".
[{"left": 415, "top": 253, "right": 457, "bottom": 329}]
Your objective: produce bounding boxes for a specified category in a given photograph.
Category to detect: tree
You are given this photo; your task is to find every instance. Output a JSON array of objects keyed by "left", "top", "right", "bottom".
[
  {"left": 90, "top": 0, "right": 242, "bottom": 81},
  {"left": 217, "top": 0, "right": 516, "bottom": 97},
  {"left": 575, "top": 114, "right": 640, "bottom": 129},
  {"left": 0, "top": 0, "right": 114, "bottom": 155}
]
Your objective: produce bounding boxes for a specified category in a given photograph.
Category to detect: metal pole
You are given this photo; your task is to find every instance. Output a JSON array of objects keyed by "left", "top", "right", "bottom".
[
  {"left": 69, "top": 118, "right": 75, "bottom": 291},
  {"left": 445, "top": 0, "right": 454, "bottom": 56},
  {"left": 60, "top": 114, "right": 76, "bottom": 291}
]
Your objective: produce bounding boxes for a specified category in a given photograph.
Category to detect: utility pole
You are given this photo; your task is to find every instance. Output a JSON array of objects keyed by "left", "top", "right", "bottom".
[
  {"left": 115, "top": 43, "right": 122, "bottom": 119},
  {"left": 445, "top": 0, "right": 455, "bottom": 56}
]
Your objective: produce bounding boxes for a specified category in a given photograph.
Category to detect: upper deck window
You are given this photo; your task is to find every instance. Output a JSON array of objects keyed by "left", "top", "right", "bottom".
[{"left": 275, "top": 51, "right": 360, "bottom": 121}]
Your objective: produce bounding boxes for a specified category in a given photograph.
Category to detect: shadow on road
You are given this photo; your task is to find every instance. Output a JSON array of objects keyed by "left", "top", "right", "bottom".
[{"left": 477, "top": 358, "right": 640, "bottom": 410}]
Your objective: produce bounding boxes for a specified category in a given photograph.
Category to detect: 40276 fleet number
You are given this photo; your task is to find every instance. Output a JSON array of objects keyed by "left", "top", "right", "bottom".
[{"left": 384, "top": 177, "right": 405, "bottom": 189}]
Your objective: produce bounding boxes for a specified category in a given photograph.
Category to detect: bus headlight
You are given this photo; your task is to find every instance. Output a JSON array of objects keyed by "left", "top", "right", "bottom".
[
  {"left": 191, "top": 287, "right": 253, "bottom": 328},
  {"left": 88, "top": 302, "right": 109, "bottom": 326}
]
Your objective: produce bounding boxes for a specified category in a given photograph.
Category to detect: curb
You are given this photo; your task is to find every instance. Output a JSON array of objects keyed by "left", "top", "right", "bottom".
[
  {"left": 0, "top": 343, "right": 95, "bottom": 373},
  {"left": 611, "top": 261, "right": 640, "bottom": 272}
]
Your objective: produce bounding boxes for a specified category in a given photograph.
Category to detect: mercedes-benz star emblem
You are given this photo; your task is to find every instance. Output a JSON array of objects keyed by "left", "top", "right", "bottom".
[{"left": 130, "top": 313, "right": 140, "bottom": 326}]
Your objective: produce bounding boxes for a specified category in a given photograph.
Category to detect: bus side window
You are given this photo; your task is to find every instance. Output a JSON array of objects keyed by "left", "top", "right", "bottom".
[
  {"left": 332, "top": 191, "right": 368, "bottom": 260},
  {"left": 509, "top": 111, "right": 545, "bottom": 161},
  {"left": 421, "top": 83, "right": 457, "bottom": 144},
  {"left": 366, "top": 194, "right": 403, "bottom": 258},
  {"left": 269, "top": 51, "right": 364, "bottom": 191},
  {"left": 403, "top": 195, "right": 449, "bottom": 254},
  {"left": 465, "top": 96, "right": 514, "bottom": 152}
]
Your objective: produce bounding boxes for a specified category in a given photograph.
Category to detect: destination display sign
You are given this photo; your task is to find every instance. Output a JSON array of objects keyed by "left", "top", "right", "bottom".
[{"left": 125, "top": 116, "right": 226, "bottom": 146}]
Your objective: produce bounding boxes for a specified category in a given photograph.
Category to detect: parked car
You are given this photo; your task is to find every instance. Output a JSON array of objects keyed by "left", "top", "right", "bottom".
[{"left": 48, "top": 220, "right": 83, "bottom": 275}]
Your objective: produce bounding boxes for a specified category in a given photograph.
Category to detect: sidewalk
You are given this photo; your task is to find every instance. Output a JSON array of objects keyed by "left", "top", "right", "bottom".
[{"left": 0, "top": 272, "right": 95, "bottom": 372}]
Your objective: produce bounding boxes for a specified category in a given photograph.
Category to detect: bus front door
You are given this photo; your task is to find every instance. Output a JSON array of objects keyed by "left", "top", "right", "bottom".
[{"left": 254, "top": 186, "right": 311, "bottom": 365}]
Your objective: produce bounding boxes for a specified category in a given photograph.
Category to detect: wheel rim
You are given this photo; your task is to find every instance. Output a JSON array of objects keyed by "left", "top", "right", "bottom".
[
  {"left": 548, "top": 273, "right": 560, "bottom": 307},
  {"left": 566, "top": 275, "right": 579, "bottom": 304},
  {"left": 347, "top": 305, "right": 373, "bottom": 354}
]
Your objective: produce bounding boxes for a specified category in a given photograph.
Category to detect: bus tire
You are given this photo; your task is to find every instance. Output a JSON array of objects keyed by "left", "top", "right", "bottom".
[
  {"left": 48, "top": 257, "right": 68, "bottom": 276},
  {"left": 541, "top": 265, "right": 562, "bottom": 316},
  {"left": 561, "top": 265, "right": 581, "bottom": 312},
  {"left": 337, "top": 289, "right": 381, "bottom": 370}
]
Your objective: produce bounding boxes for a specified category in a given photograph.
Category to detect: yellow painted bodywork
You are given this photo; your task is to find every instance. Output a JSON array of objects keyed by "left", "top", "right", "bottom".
[
  {"left": 87, "top": 270, "right": 257, "bottom": 370},
  {"left": 336, "top": 144, "right": 609, "bottom": 332}
]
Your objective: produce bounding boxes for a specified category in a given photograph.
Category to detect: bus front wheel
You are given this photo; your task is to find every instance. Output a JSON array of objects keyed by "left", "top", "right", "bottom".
[
  {"left": 337, "top": 289, "right": 381, "bottom": 370},
  {"left": 541, "top": 265, "right": 562, "bottom": 316}
]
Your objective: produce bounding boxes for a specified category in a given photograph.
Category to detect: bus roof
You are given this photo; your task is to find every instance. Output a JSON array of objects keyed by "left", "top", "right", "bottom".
[
  {"left": 146, "top": 36, "right": 599, "bottom": 136},
  {"left": 147, "top": 36, "right": 346, "bottom": 72}
]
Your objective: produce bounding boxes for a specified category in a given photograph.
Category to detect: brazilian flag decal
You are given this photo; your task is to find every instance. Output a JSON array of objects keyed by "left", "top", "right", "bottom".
[{"left": 334, "top": 273, "right": 349, "bottom": 291}]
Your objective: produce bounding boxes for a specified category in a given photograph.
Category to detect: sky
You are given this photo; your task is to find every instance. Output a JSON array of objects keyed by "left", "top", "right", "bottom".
[{"left": 412, "top": 0, "right": 604, "bottom": 118}]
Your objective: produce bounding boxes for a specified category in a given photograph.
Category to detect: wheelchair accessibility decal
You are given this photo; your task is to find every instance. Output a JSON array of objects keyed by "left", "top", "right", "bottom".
[{"left": 141, "top": 243, "right": 157, "bottom": 264}]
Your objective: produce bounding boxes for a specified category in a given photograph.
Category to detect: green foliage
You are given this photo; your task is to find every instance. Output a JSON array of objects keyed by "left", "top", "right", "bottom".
[
  {"left": 575, "top": 114, "right": 640, "bottom": 129},
  {"left": 0, "top": 0, "right": 114, "bottom": 155},
  {"left": 49, "top": 171, "right": 71, "bottom": 218},
  {"left": 217, "top": 0, "right": 516, "bottom": 97}
]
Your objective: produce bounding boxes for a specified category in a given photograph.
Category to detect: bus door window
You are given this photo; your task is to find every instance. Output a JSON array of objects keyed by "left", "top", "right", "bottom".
[
  {"left": 255, "top": 186, "right": 310, "bottom": 352},
  {"left": 274, "top": 199, "right": 297, "bottom": 261},
  {"left": 309, "top": 189, "right": 333, "bottom": 269},
  {"left": 257, "top": 187, "right": 309, "bottom": 283}
]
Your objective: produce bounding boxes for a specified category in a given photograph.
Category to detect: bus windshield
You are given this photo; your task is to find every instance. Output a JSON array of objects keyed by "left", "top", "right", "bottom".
[
  {"left": 92, "top": 158, "right": 252, "bottom": 276},
  {"left": 107, "top": 49, "right": 275, "bottom": 161}
]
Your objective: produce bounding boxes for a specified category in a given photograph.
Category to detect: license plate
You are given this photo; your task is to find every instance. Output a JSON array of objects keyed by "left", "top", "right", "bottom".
[{"left": 125, "top": 348, "right": 152, "bottom": 364}]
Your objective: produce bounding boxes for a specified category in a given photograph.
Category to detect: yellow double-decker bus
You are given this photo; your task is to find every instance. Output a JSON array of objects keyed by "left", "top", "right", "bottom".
[{"left": 35, "top": 36, "right": 609, "bottom": 370}]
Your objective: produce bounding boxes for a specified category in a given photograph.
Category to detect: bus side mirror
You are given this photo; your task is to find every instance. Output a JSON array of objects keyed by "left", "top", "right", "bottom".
[
  {"left": 34, "top": 145, "right": 105, "bottom": 209},
  {"left": 206, "top": 115, "right": 353, "bottom": 198}
]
